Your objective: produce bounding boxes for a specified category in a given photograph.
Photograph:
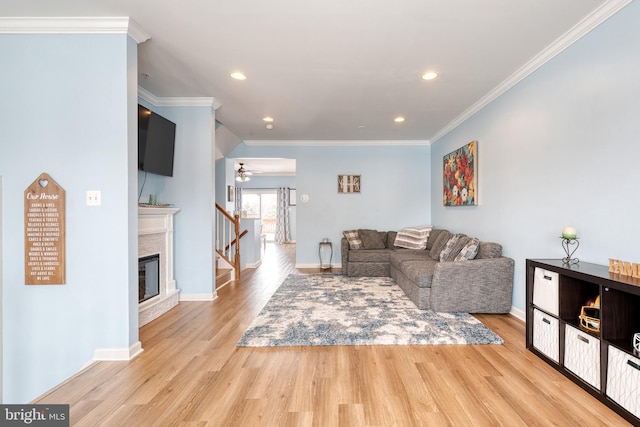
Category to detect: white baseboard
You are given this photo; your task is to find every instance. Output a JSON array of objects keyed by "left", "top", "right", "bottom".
[
  {"left": 295, "top": 263, "right": 343, "bottom": 269},
  {"left": 93, "top": 341, "right": 143, "bottom": 361},
  {"left": 180, "top": 293, "right": 216, "bottom": 301},
  {"left": 510, "top": 306, "right": 525, "bottom": 322},
  {"left": 245, "top": 260, "right": 262, "bottom": 268}
]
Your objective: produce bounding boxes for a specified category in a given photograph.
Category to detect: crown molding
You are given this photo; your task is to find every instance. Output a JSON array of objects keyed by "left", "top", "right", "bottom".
[
  {"left": 430, "top": 0, "right": 634, "bottom": 143},
  {"left": 243, "top": 139, "right": 430, "bottom": 147},
  {"left": 0, "top": 17, "right": 150, "bottom": 43},
  {"left": 138, "top": 87, "right": 218, "bottom": 108}
]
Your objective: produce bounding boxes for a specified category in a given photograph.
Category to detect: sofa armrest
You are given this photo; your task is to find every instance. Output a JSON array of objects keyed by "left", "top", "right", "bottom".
[
  {"left": 430, "top": 257, "right": 515, "bottom": 313},
  {"left": 341, "top": 238, "right": 350, "bottom": 275}
]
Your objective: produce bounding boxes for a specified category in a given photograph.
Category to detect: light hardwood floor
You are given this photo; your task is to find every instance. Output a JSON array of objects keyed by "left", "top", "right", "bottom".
[{"left": 36, "top": 243, "right": 630, "bottom": 426}]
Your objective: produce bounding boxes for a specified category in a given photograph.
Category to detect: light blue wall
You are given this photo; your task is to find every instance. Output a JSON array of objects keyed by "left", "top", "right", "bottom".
[
  {"left": 0, "top": 34, "right": 137, "bottom": 403},
  {"left": 235, "top": 174, "right": 298, "bottom": 241},
  {"left": 137, "top": 102, "right": 215, "bottom": 298},
  {"left": 229, "top": 144, "right": 431, "bottom": 266},
  {"left": 214, "top": 158, "right": 228, "bottom": 210},
  {"left": 431, "top": 1, "right": 640, "bottom": 312}
]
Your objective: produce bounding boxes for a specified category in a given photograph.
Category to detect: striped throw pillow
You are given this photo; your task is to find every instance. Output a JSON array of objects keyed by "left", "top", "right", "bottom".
[{"left": 394, "top": 225, "right": 433, "bottom": 250}]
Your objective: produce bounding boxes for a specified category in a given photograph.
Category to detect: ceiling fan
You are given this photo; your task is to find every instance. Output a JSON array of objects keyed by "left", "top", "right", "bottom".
[{"left": 236, "top": 162, "right": 253, "bottom": 182}]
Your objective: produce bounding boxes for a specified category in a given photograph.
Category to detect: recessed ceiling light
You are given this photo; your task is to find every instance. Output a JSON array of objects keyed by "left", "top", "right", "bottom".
[
  {"left": 394, "top": 116, "right": 405, "bottom": 123},
  {"left": 266, "top": 123, "right": 274, "bottom": 130},
  {"left": 263, "top": 116, "right": 274, "bottom": 122},
  {"left": 230, "top": 72, "right": 247, "bottom": 80},
  {"left": 422, "top": 71, "right": 439, "bottom": 80}
]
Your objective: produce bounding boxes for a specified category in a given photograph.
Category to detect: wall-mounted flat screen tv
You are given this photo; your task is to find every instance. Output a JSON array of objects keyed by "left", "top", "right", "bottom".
[{"left": 138, "top": 105, "right": 176, "bottom": 177}]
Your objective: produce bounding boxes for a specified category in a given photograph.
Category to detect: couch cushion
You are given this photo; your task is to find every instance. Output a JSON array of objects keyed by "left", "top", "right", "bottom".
[
  {"left": 476, "top": 242, "right": 503, "bottom": 259},
  {"left": 394, "top": 225, "right": 433, "bottom": 250},
  {"left": 348, "top": 249, "right": 392, "bottom": 263},
  {"left": 358, "top": 229, "right": 386, "bottom": 249},
  {"left": 347, "top": 262, "right": 390, "bottom": 277},
  {"left": 343, "top": 230, "right": 364, "bottom": 250},
  {"left": 398, "top": 260, "right": 438, "bottom": 288},
  {"left": 428, "top": 230, "right": 452, "bottom": 259},
  {"left": 455, "top": 237, "right": 480, "bottom": 261},
  {"left": 389, "top": 250, "right": 432, "bottom": 269},
  {"left": 441, "top": 234, "right": 471, "bottom": 262}
]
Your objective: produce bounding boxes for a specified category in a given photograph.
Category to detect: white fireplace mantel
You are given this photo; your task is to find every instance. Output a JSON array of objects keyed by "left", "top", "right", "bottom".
[{"left": 138, "top": 206, "right": 180, "bottom": 327}]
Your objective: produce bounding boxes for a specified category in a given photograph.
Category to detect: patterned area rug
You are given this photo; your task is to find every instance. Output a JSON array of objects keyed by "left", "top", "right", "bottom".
[{"left": 237, "top": 274, "right": 503, "bottom": 347}]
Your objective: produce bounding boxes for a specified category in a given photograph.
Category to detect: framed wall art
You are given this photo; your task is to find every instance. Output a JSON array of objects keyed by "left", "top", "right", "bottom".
[
  {"left": 338, "top": 175, "right": 361, "bottom": 193},
  {"left": 227, "top": 185, "right": 235, "bottom": 202},
  {"left": 443, "top": 141, "right": 477, "bottom": 206}
]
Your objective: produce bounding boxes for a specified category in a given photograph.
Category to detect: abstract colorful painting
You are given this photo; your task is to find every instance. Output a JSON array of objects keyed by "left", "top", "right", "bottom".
[{"left": 443, "top": 141, "right": 477, "bottom": 206}]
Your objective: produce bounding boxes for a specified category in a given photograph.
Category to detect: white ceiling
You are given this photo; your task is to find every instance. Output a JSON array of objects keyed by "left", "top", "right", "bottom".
[
  {"left": 3, "top": 0, "right": 628, "bottom": 144},
  {"left": 235, "top": 158, "right": 296, "bottom": 176}
]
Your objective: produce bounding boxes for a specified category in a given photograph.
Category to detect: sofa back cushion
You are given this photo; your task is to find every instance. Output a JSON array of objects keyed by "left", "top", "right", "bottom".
[
  {"left": 426, "top": 229, "right": 448, "bottom": 250},
  {"left": 387, "top": 231, "right": 397, "bottom": 247},
  {"left": 476, "top": 242, "right": 503, "bottom": 259},
  {"left": 358, "top": 229, "right": 387, "bottom": 249},
  {"left": 428, "top": 230, "right": 452, "bottom": 259}
]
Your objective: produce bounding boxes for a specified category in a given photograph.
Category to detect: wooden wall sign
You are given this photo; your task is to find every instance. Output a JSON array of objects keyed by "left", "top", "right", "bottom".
[
  {"left": 609, "top": 258, "right": 640, "bottom": 279},
  {"left": 24, "top": 173, "right": 66, "bottom": 284}
]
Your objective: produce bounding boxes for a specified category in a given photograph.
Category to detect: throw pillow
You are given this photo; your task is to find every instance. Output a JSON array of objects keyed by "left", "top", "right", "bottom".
[
  {"left": 442, "top": 235, "right": 471, "bottom": 262},
  {"left": 454, "top": 237, "right": 480, "bottom": 261},
  {"left": 343, "top": 230, "right": 364, "bottom": 250},
  {"left": 440, "top": 234, "right": 465, "bottom": 262},
  {"left": 358, "top": 229, "right": 386, "bottom": 249},
  {"left": 428, "top": 231, "right": 452, "bottom": 259},
  {"left": 394, "top": 225, "right": 433, "bottom": 250}
]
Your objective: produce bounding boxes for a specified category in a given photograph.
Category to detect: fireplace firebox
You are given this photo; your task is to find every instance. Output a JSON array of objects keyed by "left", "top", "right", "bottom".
[{"left": 139, "top": 254, "right": 160, "bottom": 303}]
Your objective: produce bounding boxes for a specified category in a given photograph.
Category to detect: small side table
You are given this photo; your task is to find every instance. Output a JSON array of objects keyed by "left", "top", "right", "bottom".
[{"left": 319, "top": 241, "right": 333, "bottom": 270}]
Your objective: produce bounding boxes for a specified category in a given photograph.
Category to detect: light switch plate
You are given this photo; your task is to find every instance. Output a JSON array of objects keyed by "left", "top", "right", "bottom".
[{"left": 86, "top": 190, "right": 101, "bottom": 206}]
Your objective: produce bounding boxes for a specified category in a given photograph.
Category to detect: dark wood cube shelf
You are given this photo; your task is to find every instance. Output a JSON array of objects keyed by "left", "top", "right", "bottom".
[{"left": 526, "top": 259, "right": 640, "bottom": 426}]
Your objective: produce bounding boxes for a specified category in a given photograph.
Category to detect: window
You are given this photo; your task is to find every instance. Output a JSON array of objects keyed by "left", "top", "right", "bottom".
[
  {"left": 241, "top": 190, "right": 277, "bottom": 220},
  {"left": 241, "top": 189, "right": 278, "bottom": 242}
]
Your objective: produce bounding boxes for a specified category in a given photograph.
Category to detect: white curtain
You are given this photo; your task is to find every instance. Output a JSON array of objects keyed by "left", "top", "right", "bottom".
[{"left": 275, "top": 187, "right": 291, "bottom": 243}]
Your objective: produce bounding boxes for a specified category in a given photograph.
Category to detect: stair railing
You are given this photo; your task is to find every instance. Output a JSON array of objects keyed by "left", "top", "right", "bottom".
[{"left": 215, "top": 203, "right": 244, "bottom": 280}]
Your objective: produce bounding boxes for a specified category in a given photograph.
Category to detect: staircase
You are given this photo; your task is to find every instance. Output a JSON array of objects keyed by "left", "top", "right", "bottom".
[
  {"left": 215, "top": 264, "right": 233, "bottom": 289},
  {"left": 215, "top": 203, "right": 246, "bottom": 284}
]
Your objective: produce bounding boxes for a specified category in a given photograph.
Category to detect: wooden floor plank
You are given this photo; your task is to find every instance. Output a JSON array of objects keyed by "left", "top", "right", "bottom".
[{"left": 35, "top": 243, "right": 631, "bottom": 426}]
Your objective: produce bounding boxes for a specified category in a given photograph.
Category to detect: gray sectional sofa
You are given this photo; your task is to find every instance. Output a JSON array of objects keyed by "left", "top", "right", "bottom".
[{"left": 341, "top": 229, "right": 514, "bottom": 313}]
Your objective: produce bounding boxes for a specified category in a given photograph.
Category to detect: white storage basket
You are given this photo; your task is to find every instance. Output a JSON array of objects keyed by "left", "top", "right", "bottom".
[
  {"left": 532, "top": 309, "right": 559, "bottom": 363},
  {"left": 564, "top": 325, "right": 600, "bottom": 390},
  {"left": 533, "top": 267, "right": 559, "bottom": 316},
  {"left": 607, "top": 345, "right": 640, "bottom": 418}
]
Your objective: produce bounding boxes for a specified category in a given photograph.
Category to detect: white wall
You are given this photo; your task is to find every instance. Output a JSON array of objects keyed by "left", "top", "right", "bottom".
[
  {"left": 229, "top": 143, "right": 431, "bottom": 266},
  {"left": 0, "top": 33, "right": 138, "bottom": 403},
  {"left": 431, "top": 1, "right": 640, "bottom": 312}
]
